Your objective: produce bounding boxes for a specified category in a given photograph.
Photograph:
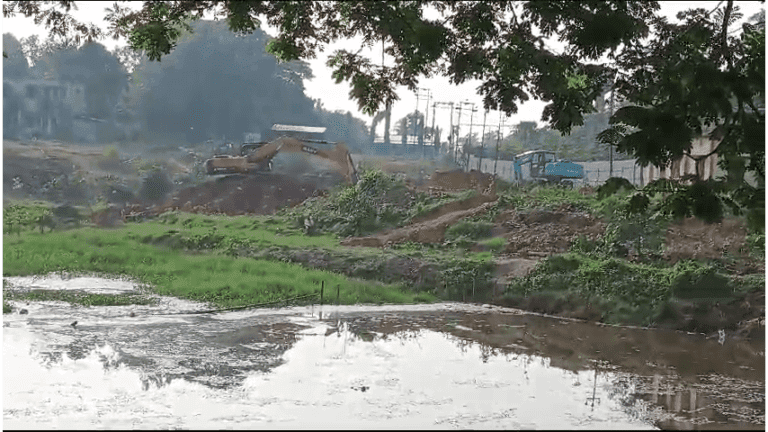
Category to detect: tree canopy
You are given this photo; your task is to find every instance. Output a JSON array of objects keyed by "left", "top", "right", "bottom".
[{"left": 4, "top": 1, "right": 764, "bottom": 229}]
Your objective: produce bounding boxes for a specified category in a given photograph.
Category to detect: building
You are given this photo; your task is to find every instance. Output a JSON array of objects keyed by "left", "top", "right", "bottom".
[
  {"left": 3, "top": 77, "right": 122, "bottom": 143},
  {"left": 643, "top": 137, "right": 719, "bottom": 185},
  {"left": 3, "top": 78, "right": 86, "bottom": 140}
]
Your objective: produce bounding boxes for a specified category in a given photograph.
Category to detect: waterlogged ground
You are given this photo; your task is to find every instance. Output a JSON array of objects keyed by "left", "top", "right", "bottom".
[{"left": 3, "top": 276, "right": 765, "bottom": 429}]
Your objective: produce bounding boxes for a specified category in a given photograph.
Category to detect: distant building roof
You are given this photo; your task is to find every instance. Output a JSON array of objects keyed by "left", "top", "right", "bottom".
[
  {"left": 515, "top": 150, "right": 555, "bottom": 158},
  {"left": 271, "top": 124, "right": 326, "bottom": 134}
]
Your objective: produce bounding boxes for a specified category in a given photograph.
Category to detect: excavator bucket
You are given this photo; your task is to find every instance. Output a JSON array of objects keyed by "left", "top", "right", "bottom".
[{"left": 203, "top": 136, "right": 358, "bottom": 185}]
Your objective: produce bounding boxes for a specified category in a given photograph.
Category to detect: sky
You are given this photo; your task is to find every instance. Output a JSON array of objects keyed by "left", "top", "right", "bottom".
[{"left": 1, "top": 1, "right": 764, "bottom": 139}]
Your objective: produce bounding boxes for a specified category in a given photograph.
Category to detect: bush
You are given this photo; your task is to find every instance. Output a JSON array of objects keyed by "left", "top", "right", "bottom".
[
  {"left": 670, "top": 261, "right": 733, "bottom": 299},
  {"left": 596, "top": 177, "right": 635, "bottom": 200},
  {"left": 440, "top": 254, "right": 495, "bottom": 301},
  {"left": 479, "top": 236, "right": 506, "bottom": 253},
  {"left": 98, "top": 145, "right": 122, "bottom": 170},
  {"left": 506, "top": 251, "right": 741, "bottom": 326},
  {"left": 598, "top": 211, "right": 669, "bottom": 260},
  {"left": 445, "top": 220, "right": 493, "bottom": 242},
  {"left": 139, "top": 169, "right": 173, "bottom": 203},
  {"left": 507, "top": 253, "right": 671, "bottom": 325}
]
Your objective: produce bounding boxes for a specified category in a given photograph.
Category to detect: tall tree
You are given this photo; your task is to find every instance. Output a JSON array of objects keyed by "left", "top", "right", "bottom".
[
  {"left": 43, "top": 42, "right": 127, "bottom": 119},
  {"left": 2, "top": 33, "right": 29, "bottom": 79},
  {"left": 599, "top": 2, "right": 765, "bottom": 229},
  {"left": 125, "top": 19, "right": 320, "bottom": 144}
]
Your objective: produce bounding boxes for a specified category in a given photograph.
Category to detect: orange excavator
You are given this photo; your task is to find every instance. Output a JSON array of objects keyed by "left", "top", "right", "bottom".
[{"left": 204, "top": 136, "right": 359, "bottom": 184}]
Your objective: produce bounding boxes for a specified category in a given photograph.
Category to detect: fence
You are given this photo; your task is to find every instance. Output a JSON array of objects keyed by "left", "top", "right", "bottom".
[{"left": 467, "top": 155, "right": 644, "bottom": 187}]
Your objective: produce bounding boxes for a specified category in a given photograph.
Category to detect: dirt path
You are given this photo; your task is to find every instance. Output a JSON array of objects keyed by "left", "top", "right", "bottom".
[{"left": 341, "top": 194, "right": 498, "bottom": 247}]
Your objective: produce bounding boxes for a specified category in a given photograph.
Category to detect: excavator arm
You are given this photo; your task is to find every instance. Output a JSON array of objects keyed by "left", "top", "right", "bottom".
[{"left": 206, "top": 136, "right": 358, "bottom": 184}]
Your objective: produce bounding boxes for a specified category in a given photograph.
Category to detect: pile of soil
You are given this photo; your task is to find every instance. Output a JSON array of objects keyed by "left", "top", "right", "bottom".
[
  {"left": 421, "top": 169, "right": 496, "bottom": 195},
  {"left": 157, "top": 173, "right": 328, "bottom": 216},
  {"left": 665, "top": 217, "right": 763, "bottom": 273},
  {"left": 494, "top": 204, "right": 605, "bottom": 257}
]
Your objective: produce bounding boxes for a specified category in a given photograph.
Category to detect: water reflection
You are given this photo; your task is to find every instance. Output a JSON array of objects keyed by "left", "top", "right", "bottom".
[{"left": 3, "top": 300, "right": 764, "bottom": 429}]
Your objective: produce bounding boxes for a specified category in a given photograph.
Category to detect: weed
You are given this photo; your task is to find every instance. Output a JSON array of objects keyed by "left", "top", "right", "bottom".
[
  {"left": 506, "top": 252, "right": 744, "bottom": 326},
  {"left": 445, "top": 220, "right": 493, "bottom": 242},
  {"left": 479, "top": 237, "right": 506, "bottom": 253},
  {"left": 744, "top": 231, "right": 765, "bottom": 260}
]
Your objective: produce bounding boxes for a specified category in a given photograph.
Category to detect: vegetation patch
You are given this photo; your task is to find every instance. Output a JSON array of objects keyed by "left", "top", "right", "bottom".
[
  {"left": 3, "top": 225, "right": 435, "bottom": 308},
  {"left": 444, "top": 220, "right": 493, "bottom": 242},
  {"left": 478, "top": 237, "right": 506, "bottom": 254},
  {"left": 504, "top": 251, "right": 748, "bottom": 327},
  {"left": 281, "top": 169, "right": 481, "bottom": 237},
  {"left": 3, "top": 289, "right": 158, "bottom": 307}
]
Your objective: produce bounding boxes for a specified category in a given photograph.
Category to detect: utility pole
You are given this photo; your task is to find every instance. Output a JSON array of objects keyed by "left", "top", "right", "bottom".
[
  {"left": 478, "top": 109, "right": 487, "bottom": 171},
  {"left": 455, "top": 103, "right": 464, "bottom": 164},
  {"left": 415, "top": 87, "right": 431, "bottom": 156},
  {"left": 466, "top": 103, "right": 477, "bottom": 172},
  {"left": 431, "top": 102, "right": 437, "bottom": 150},
  {"left": 609, "top": 76, "right": 615, "bottom": 177},
  {"left": 432, "top": 101, "right": 454, "bottom": 155},
  {"left": 494, "top": 112, "right": 506, "bottom": 177}
]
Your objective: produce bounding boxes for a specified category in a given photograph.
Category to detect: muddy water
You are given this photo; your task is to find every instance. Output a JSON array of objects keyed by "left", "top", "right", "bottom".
[{"left": 3, "top": 276, "right": 764, "bottom": 429}]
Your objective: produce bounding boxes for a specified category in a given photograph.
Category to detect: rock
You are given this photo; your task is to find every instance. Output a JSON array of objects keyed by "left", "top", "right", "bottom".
[{"left": 18, "top": 308, "right": 28, "bottom": 315}]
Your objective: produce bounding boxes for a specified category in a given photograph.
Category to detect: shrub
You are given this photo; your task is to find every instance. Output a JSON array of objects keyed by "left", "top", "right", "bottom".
[
  {"left": 479, "top": 237, "right": 506, "bottom": 253},
  {"left": 445, "top": 220, "right": 493, "bottom": 242},
  {"left": 596, "top": 177, "right": 635, "bottom": 200},
  {"left": 139, "top": 169, "right": 173, "bottom": 203}
]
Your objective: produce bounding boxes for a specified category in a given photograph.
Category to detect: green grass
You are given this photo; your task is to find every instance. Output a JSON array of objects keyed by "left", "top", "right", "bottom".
[
  {"left": 4, "top": 289, "right": 158, "bottom": 307},
  {"left": 129, "top": 211, "right": 341, "bottom": 251},
  {"left": 3, "top": 226, "right": 436, "bottom": 308},
  {"left": 479, "top": 236, "right": 506, "bottom": 253}
]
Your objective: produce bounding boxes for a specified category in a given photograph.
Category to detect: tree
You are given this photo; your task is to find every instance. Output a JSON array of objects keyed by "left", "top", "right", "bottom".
[
  {"left": 2, "top": 33, "right": 29, "bottom": 78},
  {"left": 124, "top": 19, "right": 320, "bottom": 144},
  {"left": 4, "top": 1, "right": 656, "bottom": 129},
  {"left": 42, "top": 42, "right": 127, "bottom": 119},
  {"left": 599, "top": 3, "right": 765, "bottom": 230},
  {"left": 5, "top": 1, "right": 764, "bottom": 223}
]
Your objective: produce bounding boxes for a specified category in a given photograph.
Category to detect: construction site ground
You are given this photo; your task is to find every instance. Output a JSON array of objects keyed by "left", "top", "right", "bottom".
[{"left": 3, "top": 139, "right": 764, "bottom": 338}]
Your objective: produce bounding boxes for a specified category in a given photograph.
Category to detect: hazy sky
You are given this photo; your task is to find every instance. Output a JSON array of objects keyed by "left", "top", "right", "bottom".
[{"left": 2, "top": 1, "right": 763, "bottom": 138}]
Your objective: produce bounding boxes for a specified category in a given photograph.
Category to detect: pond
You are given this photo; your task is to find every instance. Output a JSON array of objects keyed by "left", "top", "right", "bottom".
[{"left": 3, "top": 275, "right": 764, "bottom": 429}]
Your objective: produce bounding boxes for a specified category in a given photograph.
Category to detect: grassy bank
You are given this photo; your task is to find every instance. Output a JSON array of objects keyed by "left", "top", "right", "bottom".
[
  {"left": 503, "top": 252, "right": 761, "bottom": 325},
  {"left": 498, "top": 180, "right": 764, "bottom": 332},
  {"left": 3, "top": 224, "right": 435, "bottom": 308},
  {"left": 4, "top": 171, "right": 764, "bottom": 332}
]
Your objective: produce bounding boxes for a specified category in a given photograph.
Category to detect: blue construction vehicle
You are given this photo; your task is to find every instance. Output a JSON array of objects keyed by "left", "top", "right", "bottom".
[{"left": 512, "top": 150, "right": 584, "bottom": 186}]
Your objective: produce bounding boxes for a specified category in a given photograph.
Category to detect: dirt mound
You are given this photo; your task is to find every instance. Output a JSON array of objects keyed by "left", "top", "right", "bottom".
[
  {"left": 423, "top": 169, "right": 496, "bottom": 196},
  {"left": 495, "top": 207, "right": 605, "bottom": 257},
  {"left": 342, "top": 194, "right": 498, "bottom": 247},
  {"left": 158, "top": 173, "right": 325, "bottom": 216},
  {"left": 664, "top": 217, "right": 752, "bottom": 263},
  {"left": 91, "top": 205, "right": 127, "bottom": 227}
]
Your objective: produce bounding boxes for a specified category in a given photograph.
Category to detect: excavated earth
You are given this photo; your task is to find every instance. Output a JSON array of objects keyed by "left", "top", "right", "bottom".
[
  {"left": 156, "top": 173, "right": 327, "bottom": 216},
  {"left": 494, "top": 203, "right": 605, "bottom": 258}
]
